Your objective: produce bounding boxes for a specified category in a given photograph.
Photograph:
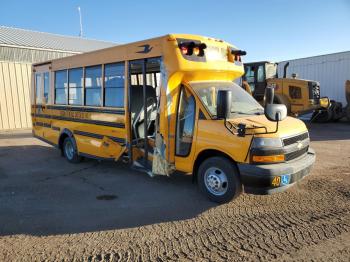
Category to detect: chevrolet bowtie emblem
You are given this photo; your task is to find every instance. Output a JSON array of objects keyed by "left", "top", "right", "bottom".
[{"left": 297, "top": 141, "right": 303, "bottom": 149}]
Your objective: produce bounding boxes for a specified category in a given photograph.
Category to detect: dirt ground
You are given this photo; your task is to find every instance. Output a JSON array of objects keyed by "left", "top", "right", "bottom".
[{"left": 0, "top": 122, "right": 349, "bottom": 261}]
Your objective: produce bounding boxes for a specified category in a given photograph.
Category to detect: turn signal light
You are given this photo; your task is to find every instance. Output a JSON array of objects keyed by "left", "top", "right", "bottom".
[{"left": 252, "top": 154, "right": 285, "bottom": 163}]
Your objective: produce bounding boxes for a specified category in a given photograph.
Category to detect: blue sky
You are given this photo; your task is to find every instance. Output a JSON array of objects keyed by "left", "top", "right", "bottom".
[{"left": 1, "top": 0, "right": 349, "bottom": 62}]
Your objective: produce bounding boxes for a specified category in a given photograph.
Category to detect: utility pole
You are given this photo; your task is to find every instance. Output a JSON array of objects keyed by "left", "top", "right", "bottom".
[{"left": 78, "top": 6, "right": 83, "bottom": 38}]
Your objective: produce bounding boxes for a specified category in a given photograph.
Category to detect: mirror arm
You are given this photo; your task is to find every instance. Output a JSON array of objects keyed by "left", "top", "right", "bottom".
[
  {"left": 223, "top": 119, "right": 279, "bottom": 136},
  {"left": 223, "top": 118, "right": 236, "bottom": 135}
]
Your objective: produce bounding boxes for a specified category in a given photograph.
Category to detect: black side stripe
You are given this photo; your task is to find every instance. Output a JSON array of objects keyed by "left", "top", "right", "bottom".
[
  {"left": 34, "top": 121, "right": 51, "bottom": 128},
  {"left": 32, "top": 113, "right": 125, "bottom": 128},
  {"left": 52, "top": 126, "right": 60, "bottom": 131},
  {"left": 74, "top": 130, "right": 103, "bottom": 139},
  {"left": 34, "top": 135, "right": 58, "bottom": 148},
  {"left": 108, "top": 136, "right": 126, "bottom": 144},
  {"left": 73, "top": 130, "right": 126, "bottom": 145},
  {"left": 40, "top": 105, "right": 125, "bottom": 115}
]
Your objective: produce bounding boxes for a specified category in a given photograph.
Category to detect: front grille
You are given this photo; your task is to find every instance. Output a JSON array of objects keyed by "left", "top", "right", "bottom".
[
  {"left": 308, "top": 81, "right": 320, "bottom": 99},
  {"left": 283, "top": 132, "right": 309, "bottom": 147},
  {"left": 285, "top": 146, "right": 308, "bottom": 161}
]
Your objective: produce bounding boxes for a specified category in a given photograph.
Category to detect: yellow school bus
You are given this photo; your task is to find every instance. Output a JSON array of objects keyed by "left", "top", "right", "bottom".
[{"left": 31, "top": 34, "right": 315, "bottom": 203}]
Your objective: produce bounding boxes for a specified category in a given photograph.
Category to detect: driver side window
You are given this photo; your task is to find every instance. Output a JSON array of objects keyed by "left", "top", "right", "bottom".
[{"left": 176, "top": 87, "right": 196, "bottom": 156}]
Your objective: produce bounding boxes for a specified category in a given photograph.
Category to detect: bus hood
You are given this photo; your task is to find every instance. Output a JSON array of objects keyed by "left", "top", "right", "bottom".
[{"left": 227, "top": 115, "right": 308, "bottom": 138}]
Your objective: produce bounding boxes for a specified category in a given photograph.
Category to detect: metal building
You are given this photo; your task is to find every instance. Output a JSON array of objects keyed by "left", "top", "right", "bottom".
[
  {"left": 278, "top": 51, "right": 350, "bottom": 105},
  {"left": 0, "top": 26, "right": 115, "bottom": 131}
]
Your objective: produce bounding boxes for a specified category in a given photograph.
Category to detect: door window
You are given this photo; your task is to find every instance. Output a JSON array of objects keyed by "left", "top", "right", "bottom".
[
  {"left": 176, "top": 87, "right": 196, "bottom": 156},
  {"left": 257, "top": 65, "right": 265, "bottom": 82},
  {"left": 245, "top": 66, "right": 255, "bottom": 84}
]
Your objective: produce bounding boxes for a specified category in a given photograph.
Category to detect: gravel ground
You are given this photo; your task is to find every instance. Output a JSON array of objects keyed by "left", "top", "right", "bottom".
[{"left": 0, "top": 122, "right": 349, "bottom": 261}]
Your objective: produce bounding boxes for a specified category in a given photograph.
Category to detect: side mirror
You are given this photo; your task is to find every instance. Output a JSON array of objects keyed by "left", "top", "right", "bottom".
[
  {"left": 217, "top": 90, "right": 232, "bottom": 119},
  {"left": 319, "top": 97, "right": 330, "bottom": 109},
  {"left": 264, "top": 86, "right": 274, "bottom": 105},
  {"left": 264, "top": 86, "right": 287, "bottom": 121},
  {"left": 265, "top": 104, "right": 287, "bottom": 121}
]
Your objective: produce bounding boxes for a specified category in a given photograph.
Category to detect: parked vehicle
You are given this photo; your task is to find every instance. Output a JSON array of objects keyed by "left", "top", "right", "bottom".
[
  {"left": 345, "top": 80, "right": 350, "bottom": 121},
  {"left": 242, "top": 61, "right": 331, "bottom": 118},
  {"left": 32, "top": 34, "right": 315, "bottom": 203}
]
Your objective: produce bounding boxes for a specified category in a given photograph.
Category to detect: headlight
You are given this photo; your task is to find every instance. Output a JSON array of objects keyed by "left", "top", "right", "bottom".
[{"left": 251, "top": 137, "right": 282, "bottom": 148}]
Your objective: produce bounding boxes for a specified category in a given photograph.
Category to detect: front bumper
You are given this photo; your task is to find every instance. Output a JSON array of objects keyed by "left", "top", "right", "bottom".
[{"left": 238, "top": 148, "right": 316, "bottom": 195}]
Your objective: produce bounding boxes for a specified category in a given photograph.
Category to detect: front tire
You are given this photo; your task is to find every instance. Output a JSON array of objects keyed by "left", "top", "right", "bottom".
[
  {"left": 197, "top": 156, "right": 242, "bottom": 203},
  {"left": 63, "top": 136, "right": 82, "bottom": 163}
]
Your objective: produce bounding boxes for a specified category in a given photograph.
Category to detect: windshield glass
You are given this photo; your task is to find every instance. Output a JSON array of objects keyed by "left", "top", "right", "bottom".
[
  {"left": 190, "top": 81, "right": 264, "bottom": 117},
  {"left": 265, "top": 63, "right": 277, "bottom": 79}
]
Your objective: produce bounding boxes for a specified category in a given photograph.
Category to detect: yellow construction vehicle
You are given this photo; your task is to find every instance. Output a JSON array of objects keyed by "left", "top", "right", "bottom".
[
  {"left": 242, "top": 61, "right": 330, "bottom": 118},
  {"left": 345, "top": 80, "right": 350, "bottom": 121}
]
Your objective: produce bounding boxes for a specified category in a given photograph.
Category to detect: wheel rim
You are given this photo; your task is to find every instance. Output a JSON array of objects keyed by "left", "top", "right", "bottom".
[
  {"left": 64, "top": 140, "right": 74, "bottom": 160},
  {"left": 204, "top": 167, "right": 228, "bottom": 196}
]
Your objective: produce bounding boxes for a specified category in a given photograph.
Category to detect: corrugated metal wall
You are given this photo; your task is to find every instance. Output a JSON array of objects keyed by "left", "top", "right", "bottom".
[
  {"left": 0, "top": 61, "right": 32, "bottom": 130},
  {"left": 278, "top": 51, "right": 350, "bottom": 105},
  {"left": 0, "top": 46, "right": 75, "bottom": 131},
  {"left": 0, "top": 46, "right": 74, "bottom": 63}
]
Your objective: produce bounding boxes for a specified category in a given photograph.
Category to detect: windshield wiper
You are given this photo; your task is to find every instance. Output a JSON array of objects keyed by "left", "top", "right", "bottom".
[
  {"left": 231, "top": 109, "right": 263, "bottom": 115},
  {"left": 230, "top": 111, "right": 251, "bottom": 115},
  {"left": 245, "top": 108, "right": 264, "bottom": 115}
]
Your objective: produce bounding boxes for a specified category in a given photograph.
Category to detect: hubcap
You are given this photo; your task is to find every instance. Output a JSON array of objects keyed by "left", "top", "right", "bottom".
[
  {"left": 204, "top": 167, "right": 228, "bottom": 196},
  {"left": 64, "top": 140, "right": 74, "bottom": 160}
]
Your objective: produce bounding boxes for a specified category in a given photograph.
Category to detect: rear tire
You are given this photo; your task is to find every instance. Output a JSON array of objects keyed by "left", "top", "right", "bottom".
[
  {"left": 312, "top": 108, "right": 333, "bottom": 123},
  {"left": 331, "top": 101, "right": 343, "bottom": 121},
  {"left": 197, "top": 156, "right": 242, "bottom": 203},
  {"left": 63, "top": 136, "right": 82, "bottom": 163},
  {"left": 346, "top": 105, "right": 350, "bottom": 122}
]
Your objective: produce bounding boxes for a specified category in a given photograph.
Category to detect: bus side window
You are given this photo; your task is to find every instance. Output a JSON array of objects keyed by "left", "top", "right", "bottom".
[
  {"left": 176, "top": 87, "right": 196, "bottom": 156},
  {"left": 104, "top": 62, "right": 125, "bottom": 107},
  {"left": 68, "top": 68, "right": 84, "bottom": 105},
  {"left": 35, "top": 73, "right": 42, "bottom": 104},
  {"left": 85, "top": 65, "right": 102, "bottom": 106},
  {"left": 43, "top": 72, "right": 50, "bottom": 103},
  {"left": 55, "top": 70, "right": 68, "bottom": 104}
]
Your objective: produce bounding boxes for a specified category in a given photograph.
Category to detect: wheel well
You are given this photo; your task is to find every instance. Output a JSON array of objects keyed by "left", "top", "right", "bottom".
[
  {"left": 58, "top": 133, "right": 69, "bottom": 152},
  {"left": 192, "top": 149, "right": 236, "bottom": 182}
]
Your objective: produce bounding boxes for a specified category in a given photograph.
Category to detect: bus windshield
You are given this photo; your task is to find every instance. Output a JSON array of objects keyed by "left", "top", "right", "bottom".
[{"left": 191, "top": 81, "right": 264, "bottom": 118}]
